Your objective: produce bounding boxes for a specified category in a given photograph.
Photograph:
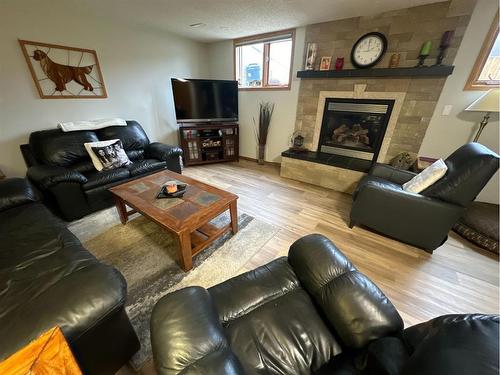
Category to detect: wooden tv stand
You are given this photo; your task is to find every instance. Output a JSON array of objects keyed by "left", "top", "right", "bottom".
[{"left": 179, "top": 123, "right": 239, "bottom": 166}]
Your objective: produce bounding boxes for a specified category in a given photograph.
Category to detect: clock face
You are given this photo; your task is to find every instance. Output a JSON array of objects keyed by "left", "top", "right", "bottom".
[{"left": 351, "top": 32, "right": 387, "bottom": 68}]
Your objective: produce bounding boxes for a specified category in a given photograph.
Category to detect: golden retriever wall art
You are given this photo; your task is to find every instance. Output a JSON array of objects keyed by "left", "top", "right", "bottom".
[{"left": 19, "top": 40, "right": 107, "bottom": 98}]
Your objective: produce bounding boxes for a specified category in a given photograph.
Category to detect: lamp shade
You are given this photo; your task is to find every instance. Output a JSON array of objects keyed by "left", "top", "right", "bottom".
[{"left": 465, "top": 89, "right": 500, "bottom": 112}]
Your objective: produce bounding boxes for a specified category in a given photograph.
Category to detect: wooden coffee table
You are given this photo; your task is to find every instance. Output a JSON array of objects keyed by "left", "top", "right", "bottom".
[{"left": 109, "top": 170, "right": 238, "bottom": 271}]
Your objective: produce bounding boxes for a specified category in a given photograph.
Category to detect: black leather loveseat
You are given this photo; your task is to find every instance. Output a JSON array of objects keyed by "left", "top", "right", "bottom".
[
  {"left": 151, "top": 234, "right": 499, "bottom": 375},
  {"left": 21, "top": 121, "right": 182, "bottom": 221},
  {"left": 0, "top": 178, "right": 139, "bottom": 374}
]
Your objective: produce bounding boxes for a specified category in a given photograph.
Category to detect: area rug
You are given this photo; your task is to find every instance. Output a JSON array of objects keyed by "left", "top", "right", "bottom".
[{"left": 68, "top": 207, "right": 278, "bottom": 369}]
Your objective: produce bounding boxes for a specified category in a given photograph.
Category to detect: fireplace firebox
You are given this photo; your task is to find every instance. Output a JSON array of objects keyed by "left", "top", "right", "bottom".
[{"left": 318, "top": 98, "right": 395, "bottom": 164}]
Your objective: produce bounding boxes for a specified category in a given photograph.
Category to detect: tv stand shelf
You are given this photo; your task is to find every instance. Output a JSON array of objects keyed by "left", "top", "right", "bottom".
[{"left": 179, "top": 123, "right": 239, "bottom": 166}]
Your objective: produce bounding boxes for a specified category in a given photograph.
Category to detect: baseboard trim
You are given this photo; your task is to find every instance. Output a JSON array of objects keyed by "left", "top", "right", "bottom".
[{"left": 239, "top": 156, "right": 281, "bottom": 166}]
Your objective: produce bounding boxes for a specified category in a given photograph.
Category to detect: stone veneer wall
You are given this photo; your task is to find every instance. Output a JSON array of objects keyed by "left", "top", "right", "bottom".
[{"left": 295, "top": 0, "right": 476, "bottom": 162}]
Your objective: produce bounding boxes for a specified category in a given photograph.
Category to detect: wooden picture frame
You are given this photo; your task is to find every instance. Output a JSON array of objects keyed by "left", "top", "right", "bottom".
[
  {"left": 19, "top": 39, "right": 107, "bottom": 99},
  {"left": 464, "top": 12, "right": 499, "bottom": 91},
  {"left": 320, "top": 56, "right": 332, "bottom": 71}
]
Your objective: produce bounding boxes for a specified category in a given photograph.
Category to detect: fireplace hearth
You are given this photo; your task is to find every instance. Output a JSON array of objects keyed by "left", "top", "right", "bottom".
[{"left": 318, "top": 98, "right": 394, "bottom": 163}]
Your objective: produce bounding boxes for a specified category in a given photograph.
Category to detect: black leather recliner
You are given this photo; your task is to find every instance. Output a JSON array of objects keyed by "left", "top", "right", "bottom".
[
  {"left": 150, "top": 234, "right": 499, "bottom": 375},
  {"left": 21, "top": 121, "right": 183, "bottom": 221},
  {"left": 350, "top": 143, "right": 499, "bottom": 252},
  {"left": 0, "top": 178, "right": 140, "bottom": 374}
]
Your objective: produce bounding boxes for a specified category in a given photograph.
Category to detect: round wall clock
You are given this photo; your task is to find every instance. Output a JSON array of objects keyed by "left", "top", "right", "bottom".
[{"left": 351, "top": 32, "right": 388, "bottom": 69}]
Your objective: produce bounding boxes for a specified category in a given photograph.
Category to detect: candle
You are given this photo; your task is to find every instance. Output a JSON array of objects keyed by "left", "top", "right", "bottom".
[
  {"left": 166, "top": 181, "right": 178, "bottom": 194},
  {"left": 420, "top": 41, "right": 432, "bottom": 56},
  {"left": 440, "top": 30, "right": 454, "bottom": 48}
]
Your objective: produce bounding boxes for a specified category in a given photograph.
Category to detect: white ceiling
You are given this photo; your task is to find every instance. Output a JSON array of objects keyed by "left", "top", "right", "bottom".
[{"left": 79, "top": 0, "right": 446, "bottom": 43}]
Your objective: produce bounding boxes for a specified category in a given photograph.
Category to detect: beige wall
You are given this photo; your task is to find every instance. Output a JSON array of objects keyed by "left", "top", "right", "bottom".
[
  {"left": 0, "top": 0, "right": 208, "bottom": 177},
  {"left": 420, "top": 0, "right": 499, "bottom": 203},
  {"left": 207, "top": 28, "right": 306, "bottom": 162}
]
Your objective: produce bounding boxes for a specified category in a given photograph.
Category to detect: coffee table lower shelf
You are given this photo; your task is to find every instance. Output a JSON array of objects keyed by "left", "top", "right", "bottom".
[{"left": 114, "top": 197, "right": 238, "bottom": 271}]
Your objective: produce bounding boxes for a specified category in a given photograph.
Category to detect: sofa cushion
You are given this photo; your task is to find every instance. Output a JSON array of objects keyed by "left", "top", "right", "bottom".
[
  {"left": 96, "top": 121, "right": 150, "bottom": 151},
  {"left": 88, "top": 140, "right": 132, "bottom": 171},
  {"left": 82, "top": 168, "right": 130, "bottom": 190},
  {"left": 127, "top": 159, "right": 167, "bottom": 177},
  {"left": 29, "top": 129, "right": 98, "bottom": 167},
  {"left": 402, "top": 159, "right": 447, "bottom": 194},
  {"left": 421, "top": 143, "right": 499, "bottom": 206},
  {"left": 126, "top": 149, "right": 145, "bottom": 161},
  {"left": 209, "top": 258, "right": 342, "bottom": 374},
  {"left": 0, "top": 202, "right": 127, "bottom": 361}
]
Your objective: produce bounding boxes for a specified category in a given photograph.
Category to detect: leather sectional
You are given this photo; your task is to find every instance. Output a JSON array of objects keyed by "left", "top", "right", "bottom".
[
  {"left": 151, "top": 234, "right": 499, "bottom": 375},
  {"left": 21, "top": 121, "right": 183, "bottom": 221},
  {"left": 0, "top": 178, "right": 139, "bottom": 374}
]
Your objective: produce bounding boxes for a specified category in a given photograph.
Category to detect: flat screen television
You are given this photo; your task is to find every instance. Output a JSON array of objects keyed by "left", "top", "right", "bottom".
[{"left": 171, "top": 78, "right": 238, "bottom": 123}]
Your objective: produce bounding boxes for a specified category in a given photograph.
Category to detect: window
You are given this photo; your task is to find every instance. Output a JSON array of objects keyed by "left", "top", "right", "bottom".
[
  {"left": 465, "top": 12, "right": 500, "bottom": 90},
  {"left": 234, "top": 29, "right": 295, "bottom": 90}
]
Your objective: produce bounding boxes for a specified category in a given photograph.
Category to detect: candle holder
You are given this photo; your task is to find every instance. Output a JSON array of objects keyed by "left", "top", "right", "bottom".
[
  {"left": 416, "top": 54, "right": 429, "bottom": 67},
  {"left": 436, "top": 46, "right": 448, "bottom": 65},
  {"left": 416, "top": 41, "right": 432, "bottom": 67},
  {"left": 435, "top": 31, "right": 454, "bottom": 66}
]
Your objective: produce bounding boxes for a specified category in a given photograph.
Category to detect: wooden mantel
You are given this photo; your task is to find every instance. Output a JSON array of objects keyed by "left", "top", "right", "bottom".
[{"left": 297, "top": 66, "right": 454, "bottom": 79}]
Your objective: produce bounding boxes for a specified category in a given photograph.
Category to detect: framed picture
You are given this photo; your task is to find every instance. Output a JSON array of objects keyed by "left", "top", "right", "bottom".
[
  {"left": 320, "top": 56, "right": 332, "bottom": 71},
  {"left": 19, "top": 39, "right": 107, "bottom": 99}
]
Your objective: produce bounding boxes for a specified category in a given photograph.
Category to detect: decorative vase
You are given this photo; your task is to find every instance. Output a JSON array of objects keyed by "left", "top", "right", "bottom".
[
  {"left": 335, "top": 57, "right": 344, "bottom": 70},
  {"left": 258, "top": 144, "right": 265, "bottom": 165}
]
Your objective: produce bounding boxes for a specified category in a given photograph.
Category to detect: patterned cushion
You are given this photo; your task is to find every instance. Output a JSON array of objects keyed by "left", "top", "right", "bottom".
[
  {"left": 453, "top": 202, "right": 499, "bottom": 254},
  {"left": 85, "top": 139, "right": 132, "bottom": 171}
]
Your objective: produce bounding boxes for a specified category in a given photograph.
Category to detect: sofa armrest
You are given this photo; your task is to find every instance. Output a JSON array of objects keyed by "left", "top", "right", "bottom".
[
  {"left": 0, "top": 178, "right": 39, "bottom": 212},
  {"left": 350, "top": 182, "right": 464, "bottom": 251},
  {"left": 370, "top": 163, "right": 416, "bottom": 185},
  {"left": 146, "top": 143, "right": 183, "bottom": 174},
  {"left": 146, "top": 142, "right": 183, "bottom": 161},
  {"left": 27, "top": 165, "right": 87, "bottom": 189},
  {"left": 151, "top": 287, "right": 244, "bottom": 375},
  {"left": 352, "top": 182, "right": 463, "bottom": 228},
  {"left": 288, "top": 234, "right": 404, "bottom": 349}
]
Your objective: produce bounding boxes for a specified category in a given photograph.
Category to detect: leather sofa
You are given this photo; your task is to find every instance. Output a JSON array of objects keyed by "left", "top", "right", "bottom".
[
  {"left": 21, "top": 121, "right": 183, "bottom": 221},
  {"left": 150, "top": 234, "right": 499, "bottom": 375},
  {"left": 350, "top": 143, "right": 499, "bottom": 252},
  {"left": 0, "top": 178, "right": 140, "bottom": 374}
]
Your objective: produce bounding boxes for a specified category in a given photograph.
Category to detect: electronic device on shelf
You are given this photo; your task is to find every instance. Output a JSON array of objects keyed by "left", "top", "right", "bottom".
[
  {"left": 171, "top": 78, "right": 238, "bottom": 123},
  {"left": 172, "top": 78, "right": 239, "bottom": 166}
]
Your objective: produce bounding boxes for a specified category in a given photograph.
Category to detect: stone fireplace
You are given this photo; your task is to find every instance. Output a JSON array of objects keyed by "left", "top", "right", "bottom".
[
  {"left": 318, "top": 98, "right": 394, "bottom": 162},
  {"left": 308, "top": 84, "right": 406, "bottom": 169},
  {"left": 280, "top": 0, "right": 474, "bottom": 193}
]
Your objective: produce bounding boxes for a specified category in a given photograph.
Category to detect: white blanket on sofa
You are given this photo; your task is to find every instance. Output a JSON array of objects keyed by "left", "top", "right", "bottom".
[{"left": 58, "top": 118, "right": 127, "bottom": 132}]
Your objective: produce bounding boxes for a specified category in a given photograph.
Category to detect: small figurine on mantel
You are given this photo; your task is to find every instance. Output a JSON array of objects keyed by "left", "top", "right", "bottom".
[{"left": 289, "top": 131, "right": 308, "bottom": 152}]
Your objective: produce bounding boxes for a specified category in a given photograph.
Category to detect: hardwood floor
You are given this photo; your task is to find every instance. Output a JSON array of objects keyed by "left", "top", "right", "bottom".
[
  {"left": 184, "top": 160, "right": 499, "bottom": 324},
  {"left": 123, "top": 159, "right": 499, "bottom": 374}
]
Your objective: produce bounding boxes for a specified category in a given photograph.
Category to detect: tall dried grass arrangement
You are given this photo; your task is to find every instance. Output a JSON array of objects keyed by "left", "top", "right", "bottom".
[{"left": 253, "top": 102, "right": 275, "bottom": 164}]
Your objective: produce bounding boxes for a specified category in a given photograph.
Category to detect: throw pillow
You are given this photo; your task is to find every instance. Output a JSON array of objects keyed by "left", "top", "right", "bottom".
[
  {"left": 402, "top": 159, "right": 447, "bottom": 194},
  {"left": 84, "top": 139, "right": 131, "bottom": 171}
]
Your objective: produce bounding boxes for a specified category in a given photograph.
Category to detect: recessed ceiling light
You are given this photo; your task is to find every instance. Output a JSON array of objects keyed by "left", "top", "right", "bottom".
[{"left": 189, "top": 23, "right": 206, "bottom": 28}]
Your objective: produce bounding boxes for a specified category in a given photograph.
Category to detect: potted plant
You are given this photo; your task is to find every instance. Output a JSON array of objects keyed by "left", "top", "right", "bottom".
[{"left": 253, "top": 102, "right": 275, "bottom": 165}]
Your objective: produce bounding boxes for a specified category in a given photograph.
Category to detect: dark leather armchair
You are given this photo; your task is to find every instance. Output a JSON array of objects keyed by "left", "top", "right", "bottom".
[
  {"left": 350, "top": 143, "right": 499, "bottom": 252},
  {"left": 150, "top": 234, "right": 499, "bottom": 375},
  {"left": 20, "top": 121, "right": 183, "bottom": 221}
]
